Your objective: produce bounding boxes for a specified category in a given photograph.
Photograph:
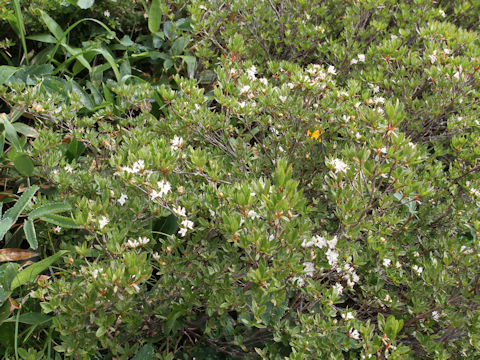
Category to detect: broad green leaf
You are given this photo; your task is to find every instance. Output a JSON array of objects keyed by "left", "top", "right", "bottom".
[
  {"left": 13, "top": 153, "right": 34, "bottom": 177},
  {"left": 132, "top": 345, "right": 154, "bottom": 360},
  {"left": 178, "top": 55, "right": 196, "bottom": 78},
  {"left": 10, "top": 250, "right": 68, "bottom": 290},
  {"left": 24, "top": 219, "right": 37, "bottom": 250},
  {"left": 4, "top": 312, "right": 51, "bottom": 325},
  {"left": 29, "top": 202, "right": 72, "bottom": 220},
  {"left": 1, "top": 116, "right": 21, "bottom": 151},
  {"left": 92, "top": 47, "right": 121, "bottom": 82},
  {"left": 171, "top": 37, "right": 189, "bottom": 56},
  {"left": 66, "top": 138, "right": 86, "bottom": 162},
  {"left": 39, "top": 214, "right": 82, "bottom": 229},
  {"left": 39, "top": 10, "right": 63, "bottom": 41},
  {"left": 77, "top": 0, "right": 95, "bottom": 9},
  {"left": 27, "top": 34, "right": 57, "bottom": 43},
  {"left": 95, "top": 326, "right": 106, "bottom": 337},
  {"left": 61, "top": 44, "right": 92, "bottom": 72},
  {"left": 152, "top": 214, "right": 178, "bottom": 239},
  {"left": 148, "top": 0, "right": 162, "bottom": 34},
  {"left": 0, "top": 66, "right": 19, "bottom": 85},
  {"left": 12, "top": 123, "right": 38, "bottom": 138},
  {"left": 0, "top": 186, "right": 38, "bottom": 240}
]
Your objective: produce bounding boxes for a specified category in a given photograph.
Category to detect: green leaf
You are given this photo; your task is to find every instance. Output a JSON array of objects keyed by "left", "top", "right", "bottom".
[
  {"left": 27, "top": 34, "right": 57, "bottom": 44},
  {"left": 0, "top": 186, "right": 38, "bottom": 241},
  {"left": 152, "top": 214, "right": 178, "bottom": 239},
  {"left": 148, "top": 0, "right": 162, "bottom": 34},
  {"left": 13, "top": 153, "right": 34, "bottom": 177},
  {"left": 132, "top": 345, "right": 154, "bottom": 360},
  {"left": 0, "top": 66, "right": 19, "bottom": 85},
  {"left": 91, "top": 47, "right": 121, "bottom": 83},
  {"left": 171, "top": 37, "right": 189, "bottom": 56},
  {"left": 24, "top": 219, "right": 37, "bottom": 250},
  {"left": 12, "top": 123, "right": 38, "bottom": 138},
  {"left": 77, "top": 0, "right": 95, "bottom": 9},
  {"left": 66, "top": 138, "right": 86, "bottom": 162},
  {"left": 95, "top": 326, "right": 106, "bottom": 338},
  {"left": 39, "top": 10, "right": 63, "bottom": 41},
  {"left": 2, "top": 116, "right": 21, "bottom": 151},
  {"left": 39, "top": 214, "right": 82, "bottom": 229},
  {"left": 10, "top": 250, "right": 68, "bottom": 291},
  {"left": 29, "top": 202, "right": 72, "bottom": 220},
  {"left": 4, "top": 312, "right": 51, "bottom": 325},
  {"left": 179, "top": 55, "right": 196, "bottom": 78}
]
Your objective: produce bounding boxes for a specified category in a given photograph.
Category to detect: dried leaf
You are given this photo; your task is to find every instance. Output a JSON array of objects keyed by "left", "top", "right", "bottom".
[{"left": 0, "top": 248, "right": 37, "bottom": 262}]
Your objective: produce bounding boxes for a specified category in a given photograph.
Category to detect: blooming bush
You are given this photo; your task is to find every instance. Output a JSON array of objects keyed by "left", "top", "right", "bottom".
[{"left": 0, "top": 0, "right": 480, "bottom": 359}]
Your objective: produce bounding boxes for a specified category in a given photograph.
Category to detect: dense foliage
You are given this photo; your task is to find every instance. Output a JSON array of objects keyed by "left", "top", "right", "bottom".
[{"left": 1, "top": 0, "right": 480, "bottom": 359}]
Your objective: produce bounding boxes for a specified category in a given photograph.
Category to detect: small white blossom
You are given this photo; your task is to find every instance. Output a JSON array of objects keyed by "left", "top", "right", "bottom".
[
  {"left": 326, "top": 248, "right": 339, "bottom": 267},
  {"left": 239, "top": 85, "right": 250, "bottom": 94},
  {"left": 259, "top": 77, "right": 268, "bottom": 86},
  {"left": 247, "top": 210, "right": 260, "bottom": 219},
  {"left": 98, "top": 216, "right": 109, "bottom": 229},
  {"left": 65, "top": 164, "right": 73, "bottom": 173},
  {"left": 181, "top": 219, "right": 194, "bottom": 230},
  {"left": 246, "top": 65, "right": 257, "bottom": 80},
  {"left": 104, "top": 10, "right": 110, "bottom": 17},
  {"left": 303, "top": 262, "right": 315, "bottom": 277},
  {"left": 350, "top": 329, "right": 361, "bottom": 340},
  {"left": 358, "top": 54, "right": 365, "bottom": 62},
  {"left": 157, "top": 180, "right": 171, "bottom": 197},
  {"left": 53, "top": 226, "right": 62, "bottom": 233},
  {"left": 132, "top": 160, "right": 144, "bottom": 173},
  {"left": 279, "top": 95, "right": 287, "bottom": 103},
  {"left": 333, "top": 282, "right": 343, "bottom": 295},
  {"left": 374, "top": 97, "right": 385, "bottom": 105},
  {"left": 173, "top": 206, "right": 187, "bottom": 217},
  {"left": 438, "top": 9, "right": 446, "bottom": 17},
  {"left": 152, "top": 252, "right": 161, "bottom": 261},
  {"left": 350, "top": 58, "right": 358, "bottom": 65},
  {"left": 342, "top": 311, "right": 355, "bottom": 321},
  {"left": 432, "top": 311, "right": 440, "bottom": 321},
  {"left": 170, "top": 136, "right": 184, "bottom": 151},
  {"left": 327, "top": 236, "right": 338, "bottom": 249},
  {"left": 327, "top": 65, "right": 336, "bottom": 75},
  {"left": 383, "top": 258, "right": 392, "bottom": 267},
  {"left": 412, "top": 265, "right": 423, "bottom": 275},
  {"left": 178, "top": 227, "right": 188, "bottom": 237},
  {"left": 328, "top": 158, "right": 349, "bottom": 173},
  {"left": 118, "top": 193, "right": 128, "bottom": 206}
]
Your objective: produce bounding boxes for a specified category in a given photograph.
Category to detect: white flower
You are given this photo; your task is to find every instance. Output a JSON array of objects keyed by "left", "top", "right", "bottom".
[
  {"left": 342, "top": 311, "right": 355, "bottom": 321},
  {"left": 259, "top": 77, "right": 268, "bottom": 86},
  {"left": 303, "top": 262, "right": 315, "bottom": 277},
  {"left": 428, "top": 52, "right": 437, "bottom": 64},
  {"left": 412, "top": 265, "right": 423, "bottom": 274},
  {"left": 118, "top": 193, "right": 128, "bottom": 206},
  {"left": 170, "top": 136, "right": 184, "bottom": 151},
  {"left": 120, "top": 166, "right": 135, "bottom": 174},
  {"left": 53, "top": 226, "right": 62, "bottom": 233},
  {"left": 99, "top": 216, "right": 109, "bottom": 229},
  {"left": 379, "top": 147, "right": 387, "bottom": 154},
  {"left": 173, "top": 206, "right": 187, "bottom": 217},
  {"left": 374, "top": 97, "right": 385, "bottom": 105},
  {"left": 293, "top": 276, "right": 305, "bottom": 287},
  {"left": 327, "top": 236, "right": 338, "bottom": 249},
  {"left": 432, "top": 311, "right": 440, "bottom": 321},
  {"left": 439, "top": 9, "right": 446, "bottom": 17},
  {"left": 358, "top": 54, "right": 365, "bottom": 62},
  {"left": 327, "top": 65, "right": 336, "bottom": 75},
  {"left": 443, "top": 48, "right": 451, "bottom": 55},
  {"left": 138, "top": 237, "right": 150, "bottom": 246},
  {"left": 246, "top": 65, "right": 257, "bottom": 80},
  {"left": 350, "top": 329, "right": 361, "bottom": 340},
  {"left": 65, "top": 164, "right": 73, "bottom": 173},
  {"left": 303, "top": 235, "right": 327, "bottom": 248},
  {"left": 238, "top": 101, "right": 246, "bottom": 108},
  {"left": 326, "top": 248, "right": 339, "bottom": 267},
  {"left": 333, "top": 282, "right": 343, "bottom": 295},
  {"left": 104, "top": 10, "right": 110, "bottom": 17},
  {"left": 279, "top": 95, "right": 287, "bottom": 103},
  {"left": 178, "top": 227, "right": 188, "bottom": 237},
  {"left": 157, "top": 180, "right": 171, "bottom": 197},
  {"left": 328, "top": 158, "right": 349, "bottom": 173},
  {"left": 132, "top": 160, "right": 144, "bottom": 173},
  {"left": 383, "top": 258, "right": 392, "bottom": 267},
  {"left": 181, "top": 219, "right": 194, "bottom": 230},
  {"left": 239, "top": 85, "right": 250, "bottom": 94},
  {"left": 152, "top": 252, "right": 161, "bottom": 261},
  {"left": 350, "top": 58, "right": 358, "bottom": 65},
  {"left": 247, "top": 210, "right": 260, "bottom": 219}
]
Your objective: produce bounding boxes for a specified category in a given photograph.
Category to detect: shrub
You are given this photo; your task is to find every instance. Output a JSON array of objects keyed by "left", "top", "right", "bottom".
[{"left": 0, "top": 0, "right": 480, "bottom": 359}]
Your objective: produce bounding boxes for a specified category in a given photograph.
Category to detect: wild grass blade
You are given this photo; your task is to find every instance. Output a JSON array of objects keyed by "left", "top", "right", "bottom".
[{"left": 12, "top": 0, "right": 29, "bottom": 65}]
